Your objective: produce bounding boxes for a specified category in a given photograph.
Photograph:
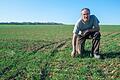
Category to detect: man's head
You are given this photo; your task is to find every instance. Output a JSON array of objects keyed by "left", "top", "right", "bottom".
[{"left": 81, "top": 8, "right": 90, "bottom": 22}]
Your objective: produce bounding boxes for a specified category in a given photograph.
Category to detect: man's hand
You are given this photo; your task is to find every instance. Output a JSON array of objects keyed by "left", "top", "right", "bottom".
[
  {"left": 71, "top": 34, "right": 77, "bottom": 57},
  {"left": 82, "top": 30, "right": 90, "bottom": 36},
  {"left": 82, "top": 27, "right": 100, "bottom": 37},
  {"left": 71, "top": 50, "right": 76, "bottom": 57}
]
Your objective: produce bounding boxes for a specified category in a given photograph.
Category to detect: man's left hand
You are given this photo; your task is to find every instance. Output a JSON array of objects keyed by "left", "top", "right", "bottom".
[{"left": 83, "top": 30, "right": 90, "bottom": 36}]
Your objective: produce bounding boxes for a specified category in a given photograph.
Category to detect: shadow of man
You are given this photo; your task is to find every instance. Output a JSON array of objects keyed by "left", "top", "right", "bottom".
[
  {"left": 76, "top": 50, "right": 120, "bottom": 59},
  {"left": 101, "top": 51, "right": 120, "bottom": 59}
]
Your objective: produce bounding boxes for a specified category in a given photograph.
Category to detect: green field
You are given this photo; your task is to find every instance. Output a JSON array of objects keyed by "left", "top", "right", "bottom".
[{"left": 0, "top": 25, "right": 120, "bottom": 80}]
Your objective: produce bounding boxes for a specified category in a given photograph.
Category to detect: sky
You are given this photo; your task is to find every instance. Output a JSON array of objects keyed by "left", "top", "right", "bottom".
[{"left": 0, "top": 0, "right": 120, "bottom": 25}]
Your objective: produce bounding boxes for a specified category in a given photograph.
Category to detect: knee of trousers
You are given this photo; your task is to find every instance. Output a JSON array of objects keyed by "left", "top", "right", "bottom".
[{"left": 93, "top": 32, "right": 101, "bottom": 40}]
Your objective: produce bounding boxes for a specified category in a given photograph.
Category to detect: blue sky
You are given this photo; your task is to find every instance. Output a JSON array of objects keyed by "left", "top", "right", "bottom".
[{"left": 0, "top": 0, "right": 120, "bottom": 25}]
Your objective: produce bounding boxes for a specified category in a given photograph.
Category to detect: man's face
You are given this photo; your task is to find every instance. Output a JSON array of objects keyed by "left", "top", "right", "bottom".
[{"left": 81, "top": 10, "right": 90, "bottom": 22}]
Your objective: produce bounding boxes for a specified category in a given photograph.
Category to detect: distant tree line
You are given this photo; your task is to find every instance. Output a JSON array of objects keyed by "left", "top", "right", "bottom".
[{"left": 0, "top": 22, "right": 64, "bottom": 25}]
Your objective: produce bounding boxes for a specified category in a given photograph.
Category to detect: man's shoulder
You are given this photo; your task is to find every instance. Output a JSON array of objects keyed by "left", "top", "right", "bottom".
[
  {"left": 90, "top": 15, "right": 97, "bottom": 19},
  {"left": 76, "top": 18, "right": 82, "bottom": 23},
  {"left": 90, "top": 15, "right": 99, "bottom": 22},
  {"left": 75, "top": 18, "right": 82, "bottom": 25}
]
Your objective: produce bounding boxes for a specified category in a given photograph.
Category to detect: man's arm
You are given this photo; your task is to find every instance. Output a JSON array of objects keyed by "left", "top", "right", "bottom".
[
  {"left": 89, "top": 15, "right": 100, "bottom": 32},
  {"left": 71, "top": 19, "right": 81, "bottom": 57},
  {"left": 88, "top": 26, "right": 100, "bottom": 32},
  {"left": 71, "top": 33, "right": 77, "bottom": 57},
  {"left": 83, "top": 26, "right": 100, "bottom": 36},
  {"left": 84, "top": 15, "right": 100, "bottom": 34}
]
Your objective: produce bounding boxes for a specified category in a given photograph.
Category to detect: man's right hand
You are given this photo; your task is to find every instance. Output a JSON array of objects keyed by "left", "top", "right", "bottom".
[
  {"left": 71, "top": 50, "right": 76, "bottom": 57},
  {"left": 82, "top": 30, "right": 90, "bottom": 37}
]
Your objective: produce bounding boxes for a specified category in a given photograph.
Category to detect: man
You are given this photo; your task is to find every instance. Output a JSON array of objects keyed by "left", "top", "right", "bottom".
[{"left": 71, "top": 8, "right": 101, "bottom": 58}]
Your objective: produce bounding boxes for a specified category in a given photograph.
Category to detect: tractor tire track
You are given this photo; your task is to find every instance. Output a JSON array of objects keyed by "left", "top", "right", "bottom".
[
  {"left": 32, "top": 42, "right": 57, "bottom": 54},
  {"left": 31, "top": 38, "right": 71, "bottom": 54},
  {"left": 0, "top": 38, "right": 71, "bottom": 79},
  {"left": 0, "top": 65, "right": 13, "bottom": 77},
  {"left": 102, "top": 32, "right": 120, "bottom": 38},
  {"left": 40, "top": 63, "right": 49, "bottom": 80},
  {"left": 5, "top": 68, "right": 26, "bottom": 80},
  {"left": 39, "top": 38, "right": 71, "bottom": 79},
  {"left": 50, "top": 41, "right": 66, "bottom": 56}
]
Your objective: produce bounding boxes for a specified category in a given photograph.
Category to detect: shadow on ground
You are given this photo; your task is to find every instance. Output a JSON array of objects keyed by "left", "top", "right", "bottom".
[
  {"left": 102, "top": 51, "right": 120, "bottom": 59},
  {"left": 77, "top": 50, "right": 120, "bottom": 59}
]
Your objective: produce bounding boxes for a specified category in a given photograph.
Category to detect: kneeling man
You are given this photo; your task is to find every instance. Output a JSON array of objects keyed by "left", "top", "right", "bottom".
[{"left": 71, "top": 8, "right": 101, "bottom": 58}]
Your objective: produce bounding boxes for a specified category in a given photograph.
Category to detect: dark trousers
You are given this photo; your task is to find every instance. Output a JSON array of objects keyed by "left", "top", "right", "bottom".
[{"left": 76, "top": 31, "right": 101, "bottom": 56}]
